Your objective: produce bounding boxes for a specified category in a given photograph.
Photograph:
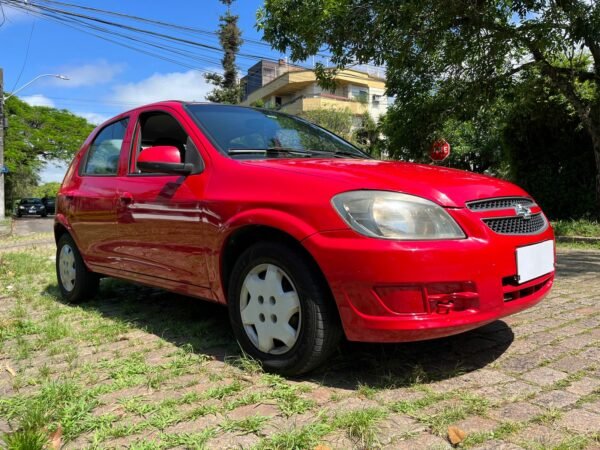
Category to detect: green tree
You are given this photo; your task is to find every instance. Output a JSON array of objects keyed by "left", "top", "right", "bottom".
[
  {"left": 34, "top": 182, "right": 61, "bottom": 198},
  {"left": 298, "top": 107, "right": 354, "bottom": 141},
  {"left": 4, "top": 96, "right": 94, "bottom": 208},
  {"left": 258, "top": 0, "right": 600, "bottom": 204},
  {"left": 354, "top": 112, "right": 385, "bottom": 157},
  {"left": 205, "top": 0, "right": 243, "bottom": 104}
]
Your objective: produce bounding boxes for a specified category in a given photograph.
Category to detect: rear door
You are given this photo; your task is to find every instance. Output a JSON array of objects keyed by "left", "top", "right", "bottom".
[
  {"left": 67, "top": 117, "right": 131, "bottom": 270},
  {"left": 114, "top": 107, "right": 212, "bottom": 288}
]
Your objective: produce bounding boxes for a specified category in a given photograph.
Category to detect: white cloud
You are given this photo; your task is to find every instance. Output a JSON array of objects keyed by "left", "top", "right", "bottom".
[
  {"left": 111, "top": 70, "right": 213, "bottom": 107},
  {"left": 21, "top": 95, "right": 55, "bottom": 108},
  {"left": 76, "top": 112, "right": 110, "bottom": 125},
  {"left": 51, "top": 60, "right": 125, "bottom": 88}
]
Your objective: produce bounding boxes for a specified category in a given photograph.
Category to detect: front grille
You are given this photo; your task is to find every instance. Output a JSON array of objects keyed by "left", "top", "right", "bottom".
[
  {"left": 483, "top": 213, "right": 547, "bottom": 235},
  {"left": 467, "top": 197, "right": 535, "bottom": 211}
]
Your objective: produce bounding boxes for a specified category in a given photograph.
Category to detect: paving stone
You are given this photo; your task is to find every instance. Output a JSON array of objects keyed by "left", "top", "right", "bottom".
[
  {"left": 549, "top": 355, "right": 595, "bottom": 373},
  {"left": 474, "top": 381, "right": 541, "bottom": 404},
  {"left": 163, "top": 413, "right": 222, "bottom": 434},
  {"left": 489, "top": 402, "right": 543, "bottom": 422},
  {"left": 454, "top": 416, "right": 498, "bottom": 434},
  {"left": 320, "top": 429, "right": 355, "bottom": 449},
  {"left": 558, "top": 333, "right": 598, "bottom": 350},
  {"left": 531, "top": 390, "right": 580, "bottom": 409},
  {"left": 374, "top": 388, "right": 425, "bottom": 405},
  {"left": 472, "top": 441, "right": 525, "bottom": 450},
  {"left": 557, "top": 409, "right": 600, "bottom": 434},
  {"left": 523, "top": 367, "right": 568, "bottom": 386},
  {"left": 227, "top": 402, "right": 279, "bottom": 420},
  {"left": 511, "top": 424, "right": 564, "bottom": 448},
  {"left": 0, "top": 419, "right": 11, "bottom": 434},
  {"left": 501, "top": 355, "right": 544, "bottom": 373},
  {"left": 389, "top": 432, "right": 452, "bottom": 450},
  {"left": 579, "top": 346, "right": 600, "bottom": 361},
  {"left": 205, "top": 431, "right": 260, "bottom": 449},
  {"left": 582, "top": 399, "right": 600, "bottom": 413},
  {"left": 566, "top": 377, "right": 600, "bottom": 396},
  {"left": 377, "top": 415, "right": 426, "bottom": 446}
]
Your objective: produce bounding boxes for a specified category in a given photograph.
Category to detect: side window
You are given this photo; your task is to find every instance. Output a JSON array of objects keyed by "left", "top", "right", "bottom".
[
  {"left": 132, "top": 112, "right": 189, "bottom": 174},
  {"left": 83, "top": 119, "right": 129, "bottom": 175}
]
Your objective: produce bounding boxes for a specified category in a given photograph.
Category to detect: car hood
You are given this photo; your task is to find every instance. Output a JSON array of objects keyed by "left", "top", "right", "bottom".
[{"left": 242, "top": 159, "right": 529, "bottom": 207}]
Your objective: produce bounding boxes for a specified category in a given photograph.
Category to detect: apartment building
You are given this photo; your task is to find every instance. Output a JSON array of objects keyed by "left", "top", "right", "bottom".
[{"left": 240, "top": 60, "right": 388, "bottom": 121}]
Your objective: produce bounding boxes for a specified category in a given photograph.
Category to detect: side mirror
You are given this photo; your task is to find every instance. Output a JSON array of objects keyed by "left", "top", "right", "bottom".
[{"left": 137, "top": 145, "right": 195, "bottom": 175}]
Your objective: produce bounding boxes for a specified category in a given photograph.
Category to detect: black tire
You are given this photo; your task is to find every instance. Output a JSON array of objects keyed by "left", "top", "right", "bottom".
[
  {"left": 228, "top": 242, "right": 342, "bottom": 376},
  {"left": 41, "top": 214, "right": 47, "bottom": 218},
  {"left": 16, "top": 213, "right": 21, "bottom": 218},
  {"left": 56, "top": 233, "right": 99, "bottom": 303}
]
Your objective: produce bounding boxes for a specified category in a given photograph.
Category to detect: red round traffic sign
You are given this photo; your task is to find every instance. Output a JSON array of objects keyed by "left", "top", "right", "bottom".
[{"left": 429, "top": 139, "right": 451, "bottom": 162}]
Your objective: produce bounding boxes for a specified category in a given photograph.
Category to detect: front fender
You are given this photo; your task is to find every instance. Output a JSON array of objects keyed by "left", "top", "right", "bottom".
[{"left": 222, "top": 208, "right": 319, "bottom": 242}]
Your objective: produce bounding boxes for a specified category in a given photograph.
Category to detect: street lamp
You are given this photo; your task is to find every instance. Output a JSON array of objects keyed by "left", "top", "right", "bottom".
[
  {"left": 0, "top": 73, "right": 68, "bottom": 219},
  {"left": 4, "top": 73, "right": 69, "bottom": 100}
]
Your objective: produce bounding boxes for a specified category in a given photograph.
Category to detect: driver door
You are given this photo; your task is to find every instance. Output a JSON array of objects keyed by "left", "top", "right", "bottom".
[{"left": 114, "top": 107, "right": 212, "bottom": 289}]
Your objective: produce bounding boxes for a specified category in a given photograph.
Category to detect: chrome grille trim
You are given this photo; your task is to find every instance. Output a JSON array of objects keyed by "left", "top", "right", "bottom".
[
  {"left": 466, "top": 197, "right": 535, "bottom": 211},
  {"left": 483, "top": 213, "right": 548, "bottom": 235}
]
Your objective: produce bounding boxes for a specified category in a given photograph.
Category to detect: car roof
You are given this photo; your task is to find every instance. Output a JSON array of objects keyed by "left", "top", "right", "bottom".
[{"left": 97, "top": 101, "right": 259, "bottom": 127}]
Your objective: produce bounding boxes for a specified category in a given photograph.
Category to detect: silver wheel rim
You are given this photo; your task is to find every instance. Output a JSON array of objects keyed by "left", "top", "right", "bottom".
[
  {"left": 239, "top": 263, "right": 302, "bottom": 355},
  {"left": 59, "top": 244, "right": 76, "bottom": 292}
]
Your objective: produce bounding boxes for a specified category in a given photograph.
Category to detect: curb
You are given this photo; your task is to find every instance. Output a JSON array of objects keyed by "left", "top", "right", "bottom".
[{"left": 556, "top": 235, "right": 600, "bottom": 244}]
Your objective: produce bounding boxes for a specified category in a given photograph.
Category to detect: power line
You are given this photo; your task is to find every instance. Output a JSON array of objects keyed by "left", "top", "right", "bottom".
[
  {"left": 3, "top": 0, "right": 386, "bottom": 87},
  {"left": 10, "top": 19, "right": 35, "bottom": 92}
]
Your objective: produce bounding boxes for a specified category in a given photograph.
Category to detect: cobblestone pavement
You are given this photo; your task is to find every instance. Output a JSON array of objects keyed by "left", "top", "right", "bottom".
[{"left": 0, "top": 247, "right": 598, "bottom": 449}]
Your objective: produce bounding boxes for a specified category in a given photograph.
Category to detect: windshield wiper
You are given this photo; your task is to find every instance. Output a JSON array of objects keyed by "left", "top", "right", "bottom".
[
  {"left": 228, "top": 147, "right": 367, "bottom": 159},
  {"left": 228, "top": 147, "right": 314, "bottom": 157}
]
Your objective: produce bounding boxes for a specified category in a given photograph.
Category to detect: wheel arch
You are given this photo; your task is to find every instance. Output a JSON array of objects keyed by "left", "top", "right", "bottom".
[{"left": 220, "top": 225, "right": 334, "bottom": 308}]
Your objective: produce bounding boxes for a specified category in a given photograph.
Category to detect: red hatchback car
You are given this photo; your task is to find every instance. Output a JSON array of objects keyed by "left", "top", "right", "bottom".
[{"left": 55, "top": 102, "right": 555, "bottom": 375}]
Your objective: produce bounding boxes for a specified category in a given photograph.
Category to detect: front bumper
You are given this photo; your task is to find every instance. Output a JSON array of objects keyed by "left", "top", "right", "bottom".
[
  {"left": 303, "top": 223, "right": 555, "bottom": 343},
  {"left": 18, "top": 209, "right": 45, "bottom": 216}
]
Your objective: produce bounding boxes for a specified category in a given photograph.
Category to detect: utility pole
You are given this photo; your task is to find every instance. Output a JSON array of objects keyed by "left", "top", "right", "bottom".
[{"left": 0, "top": 68, "right": 5, "bottom": 219}]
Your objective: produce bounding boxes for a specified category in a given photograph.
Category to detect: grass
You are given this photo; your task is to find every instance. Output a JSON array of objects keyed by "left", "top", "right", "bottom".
[
  {"left": 332, "top": 407, "right": 388, "bottom": 448},
  {"left": 0, "top": 231, "right": 53, "bottom": 246},
  {"left": 255, "top": 422, "right": 331, "bottom": 450},
  {"left": 1, "top": 244, "right": 598, "bottom": 449},
  {"left": 551, "top": 219, "right": 600, "bottom": 237}
]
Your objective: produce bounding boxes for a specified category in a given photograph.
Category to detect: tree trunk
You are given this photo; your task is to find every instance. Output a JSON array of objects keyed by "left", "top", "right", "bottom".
[{"left": 587, "top": 123, "right": 600, "bottom": 212}]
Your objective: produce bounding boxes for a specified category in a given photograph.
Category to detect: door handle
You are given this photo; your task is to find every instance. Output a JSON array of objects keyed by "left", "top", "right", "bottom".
[{"left": 119, "top": 192, "right": 134, "bottom": 205}]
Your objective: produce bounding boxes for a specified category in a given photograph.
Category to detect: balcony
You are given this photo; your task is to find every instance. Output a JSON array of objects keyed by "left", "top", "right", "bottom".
[{"left": 280, "top": 94, "right": 369, "bottom": 115}]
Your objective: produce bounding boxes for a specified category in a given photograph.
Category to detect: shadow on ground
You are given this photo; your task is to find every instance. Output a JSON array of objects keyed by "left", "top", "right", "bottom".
[
  {"left": 556, "top": 250, "right": 600, "bottom": 278},
  {"left": 44, "top": 278, "right": 514, "bottom": 389}
]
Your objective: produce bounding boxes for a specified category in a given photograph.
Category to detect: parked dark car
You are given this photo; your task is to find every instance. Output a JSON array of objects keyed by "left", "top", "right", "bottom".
[
  {"left": 17, "top": 198, "right": 47, "bottom": 218},
  {"left": 42, "top": 196, "right": 56, "bottom": 215}
]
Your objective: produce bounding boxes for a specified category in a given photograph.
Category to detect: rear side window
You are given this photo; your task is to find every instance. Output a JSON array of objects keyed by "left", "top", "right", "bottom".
[{"left": 83, "top": 119, "right": 129, "bottom": 175}]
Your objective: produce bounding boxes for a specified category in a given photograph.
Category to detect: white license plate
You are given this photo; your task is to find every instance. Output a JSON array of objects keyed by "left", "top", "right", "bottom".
[{"left": 516, "top": 240, "right": 554, "bottom": 284}]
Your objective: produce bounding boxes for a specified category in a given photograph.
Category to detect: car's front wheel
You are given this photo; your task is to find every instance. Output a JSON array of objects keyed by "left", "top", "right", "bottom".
[
  {"left": 228, "top": 242, "right": 342, "bottom": 375},
  {"left": 56, "top": 233, "right": 99, "bottom": 303}
]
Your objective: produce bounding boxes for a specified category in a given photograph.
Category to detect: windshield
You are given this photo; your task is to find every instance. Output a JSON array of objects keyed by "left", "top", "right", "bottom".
[
  {"left": 186, "top": 104, "right": 369, "bottom": 159},
  {"left": 21, "top": 198, "right": 42, "bottom": 205}
]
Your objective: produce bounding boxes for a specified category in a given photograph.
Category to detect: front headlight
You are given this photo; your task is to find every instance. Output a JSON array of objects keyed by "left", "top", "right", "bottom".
[
  {"left": 19, "top": 206, "right": 25, "bottom": 210},
  {"left": 331, "top": 190, "right": 465, "bottom": 240}
]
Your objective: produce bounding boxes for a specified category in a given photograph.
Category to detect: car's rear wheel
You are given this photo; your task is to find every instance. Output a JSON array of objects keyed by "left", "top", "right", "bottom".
[
  {"left": 228, "top": 242, "right": 342, "bottom": 375},
  {"left": 56, "top": 233, "right": 99, "bottom": 303}
]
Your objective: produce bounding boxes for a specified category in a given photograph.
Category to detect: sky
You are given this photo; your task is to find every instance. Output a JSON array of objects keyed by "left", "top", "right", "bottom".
[{"left": 0, "top": 0, "right": 295, "bottom": 182}]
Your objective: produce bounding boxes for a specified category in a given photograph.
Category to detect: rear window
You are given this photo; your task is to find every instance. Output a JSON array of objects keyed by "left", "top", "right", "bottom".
[{"left": 83, "top": 119, "right": 129, "bottom": 175}]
